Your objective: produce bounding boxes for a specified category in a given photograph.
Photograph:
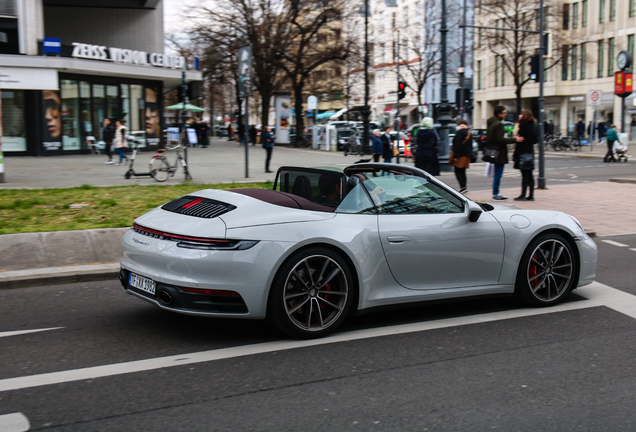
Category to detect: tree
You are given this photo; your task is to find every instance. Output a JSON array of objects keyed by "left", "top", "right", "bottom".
[
  {"left": 477, "top": 0, "right": 578, "bottom": 116},
  {"left": 269, "top": 0, "right": 354, "bottom": 146}
]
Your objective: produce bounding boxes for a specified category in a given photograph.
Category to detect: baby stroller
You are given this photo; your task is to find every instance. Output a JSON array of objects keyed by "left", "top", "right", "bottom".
[{"left": 613, "top": 141, "right": 628, "bottom": 162}]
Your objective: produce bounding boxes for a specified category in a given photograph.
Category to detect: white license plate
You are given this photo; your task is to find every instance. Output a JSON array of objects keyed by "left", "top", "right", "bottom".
[{"left": 129, "top": 273, "right": 156, "bottom": 295}]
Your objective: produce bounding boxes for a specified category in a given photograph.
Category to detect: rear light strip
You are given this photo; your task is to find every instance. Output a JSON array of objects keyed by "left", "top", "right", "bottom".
[{"left": 132, "top": 223, "right": 258, "bottom": 250}]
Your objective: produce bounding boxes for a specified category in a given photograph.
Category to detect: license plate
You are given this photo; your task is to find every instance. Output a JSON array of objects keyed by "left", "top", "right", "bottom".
[{"left": 129, "top": 273, "right": 156, "bottom": 295}]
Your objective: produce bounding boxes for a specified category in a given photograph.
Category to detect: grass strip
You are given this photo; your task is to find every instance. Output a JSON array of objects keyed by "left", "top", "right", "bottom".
[{"left": 0, "top": 182, "right": 270, "bottom": 235}]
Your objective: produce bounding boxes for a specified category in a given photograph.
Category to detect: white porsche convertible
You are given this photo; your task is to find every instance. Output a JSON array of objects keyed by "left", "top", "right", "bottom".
[{"left": 119, "top": 163, "right": 597, "bottom": 338}]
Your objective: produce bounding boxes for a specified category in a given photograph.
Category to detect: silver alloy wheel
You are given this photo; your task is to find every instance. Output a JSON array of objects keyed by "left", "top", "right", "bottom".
[
  {"left": 282, "top": 254, "right": 349, "bottom": 332},
  {"left": 527, "top": 238, "right": 573, "bottom": 302}
]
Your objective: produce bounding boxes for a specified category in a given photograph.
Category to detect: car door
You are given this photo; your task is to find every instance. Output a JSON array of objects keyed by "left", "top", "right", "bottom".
[{"left": 372, "top": 176, "right": 505, "bottom": 290}]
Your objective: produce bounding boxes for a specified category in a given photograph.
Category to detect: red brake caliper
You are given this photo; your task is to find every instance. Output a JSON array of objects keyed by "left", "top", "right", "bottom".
[
  {"left": 529, "top": 254, "right": 538, "bottom": 288},
  {"left": 320, "top": 284, "right": 331, "bottom": 309}
]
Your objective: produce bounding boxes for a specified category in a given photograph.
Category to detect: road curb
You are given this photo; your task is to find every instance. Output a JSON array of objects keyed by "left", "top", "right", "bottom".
[
  {"left": 609, "top": 178, "right": 636, "bottom": 184},
  {"left": 0, "top": 264, "right": 120, "bottom": 290}
]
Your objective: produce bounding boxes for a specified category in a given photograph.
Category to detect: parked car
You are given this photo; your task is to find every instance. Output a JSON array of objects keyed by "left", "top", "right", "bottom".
[
  {"left": 472, "top": 128, "right": 488, "bottom": 151},
  {"left": 408, "top": 124, "right": 478, "bottom": 163},
  {"left": 120, "top": 163, "right": 597, "bottom": 338}
]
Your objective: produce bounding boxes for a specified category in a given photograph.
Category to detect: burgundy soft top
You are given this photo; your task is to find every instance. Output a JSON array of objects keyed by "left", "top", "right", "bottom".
[{"left": 230, "top": 189, "right": 336, "bottom": 212}]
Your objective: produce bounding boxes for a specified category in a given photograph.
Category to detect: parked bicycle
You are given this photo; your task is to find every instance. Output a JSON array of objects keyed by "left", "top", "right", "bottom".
[
  {"left": 148, "top": 144, "right": 193, "bottom": 182},
  {"left": 547, "top": 134, "right": 580, "bottom": 152}
]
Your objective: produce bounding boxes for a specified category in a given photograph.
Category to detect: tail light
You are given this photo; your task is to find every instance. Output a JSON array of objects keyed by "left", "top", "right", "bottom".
[{"left": 132, "top": 223, "right": 258, "bottom": 250}]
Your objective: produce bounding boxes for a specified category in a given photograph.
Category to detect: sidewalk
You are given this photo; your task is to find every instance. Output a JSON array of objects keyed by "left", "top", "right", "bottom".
[{"left": 0, "top": 138, "right": 634, "bottom": 289}]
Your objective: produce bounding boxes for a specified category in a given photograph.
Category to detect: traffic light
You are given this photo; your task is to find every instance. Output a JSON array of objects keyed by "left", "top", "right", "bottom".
[
  {"left": 529, "top": 54, "right": 541, "bottom": 82},
  {"left": 398, "top": 81, "right": 407, "bottom": 99}
]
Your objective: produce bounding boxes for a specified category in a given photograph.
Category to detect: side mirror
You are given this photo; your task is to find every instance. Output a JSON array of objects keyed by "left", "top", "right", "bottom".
[{"left": 468, "top": 201, "right": 482, "bottom": 223}]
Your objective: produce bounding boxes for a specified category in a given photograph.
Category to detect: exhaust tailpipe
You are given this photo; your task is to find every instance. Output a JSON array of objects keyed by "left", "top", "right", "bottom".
[{"left": 157, "top": 289, "right": 173, "bottom": 306}]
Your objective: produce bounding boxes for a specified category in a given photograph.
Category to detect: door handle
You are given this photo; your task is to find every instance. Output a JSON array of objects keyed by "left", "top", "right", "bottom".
[{"left": 387, "top": 236, "right": 411, "bottom": 244}]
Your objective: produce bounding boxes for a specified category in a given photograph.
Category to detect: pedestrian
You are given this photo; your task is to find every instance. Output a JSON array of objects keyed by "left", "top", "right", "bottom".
[
  {"left": 597, "top": 119, "right": 607, "bottom": 144},
  {"left": 371, "top": 129, "right": 383, "bottom": 162},
  {"left": 249, "top": 125, "right": 257, "bottom": 146},
  {"left": 414, "top": 117, "right": 440, "bottom": 176},
  {"left": 449, "top": 119, "right": 471, "bottom": 193},
  {"left": 576, "top": 117, "right": 585, "bottom": 141},
  {"left": 380, "top": 126, "right": 393, "bottom": 163},
  {"left": 199, "top": 121, "right": 209, "bottom": 148},
  {"left": 512, "top": 110, "right": 537, "bottom": 201},
  {"left": 485, "top": 105, "right": 524, "bottom": 201},
  {"left": 604, "top": 124, "right": 621, "bottom": 162},
  {"left": 102, "top": 117, "right": 115, "bottom": 164},
  {"left": 262, "top": 126, "right": 275, "bottom": 173},
  {"left": 113, "top": 119, "right": 129, "bottom": 166},
  {"left": 238, "top": 122, "right": 246, "bottom": 145},
  {"left": 547, "top": 119, "right": 555, "bottom": 136},
  {"left": 228, "top": 124, "right": 234, "bottom": 141}
]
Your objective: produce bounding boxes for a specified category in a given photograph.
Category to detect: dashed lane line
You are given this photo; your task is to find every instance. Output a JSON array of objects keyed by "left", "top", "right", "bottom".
[
  {"left": 0, "top": 413, "right": 29, "bottom": 432},
  {"left": 0, "top": 282, "right": 633, "bottom": 393},
  {"left": 0, "top": 327, "right": 64, "bottom": 339},
  {"left": 602, "top": 240, "right": 630, "bottom": 247}
]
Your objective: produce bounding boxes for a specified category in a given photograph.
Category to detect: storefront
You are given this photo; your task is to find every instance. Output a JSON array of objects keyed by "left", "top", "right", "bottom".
[{"left": 1, "top": 42, "right": 200, "bottom": 156}]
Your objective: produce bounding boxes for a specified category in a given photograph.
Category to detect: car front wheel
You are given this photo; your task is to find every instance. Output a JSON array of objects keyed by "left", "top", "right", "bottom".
[
  {"left": 515, "top": 233, "right": 577, "bottom": 306},
  {"left": 269, "top": 247, "right": 354, "bottom": 338}
]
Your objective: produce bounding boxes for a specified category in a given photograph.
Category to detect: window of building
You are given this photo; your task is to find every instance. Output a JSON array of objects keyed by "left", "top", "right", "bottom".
[
  {"left": 609, "top": 0, "right": 616, "bottom": 21},
  {"left": 581, "top": 43, "right": 586, "bottom": 79},
  {"left": 630, "top": 0, "right": 635, "bottom": 17},
  {"left": 403, "top": 6, "right": 408, "bottom": 26},
  {"left": 582, "top": 0, "right": 588, "bottom": 26},
  {"left": 573, "top": 3, "right": 579, "bottom": 28},
  {"left": 600, "top": 0, "right": 605, "bottom": 23},
  {"left": 61, "top": 80, "right": 81, "bottom": 151},
  {"left": 495, "top": 56, "right": 499, "bottom": 87},
  {"left": 478, "top": 60, "right": 482, "bottom": 90},
  {"left": 597, "top": 40, "right": 604, "bottom": 78},
  {"left": 608, "top": 38, "right": 614, "bottom": 76},
  {"left": 563, "top": 3, "right": 569, "bottom": 29},
  {"left": 501, "top": 55, "right": 505, "bottom": 86},
  {"left": 1, "top": 90, "right": 26, "bottom": 151},
  {"left": 392, "top": 12, "right": 396, "bottom": 29},
  {"left": 629, "top": 35, "right": 635, "bottom": 66},
  {"left": 562, "top": 45, "right": 569, "bottom": 80},
  {"left": 571, "top": 45, "right": 578, "bottom": 80}
]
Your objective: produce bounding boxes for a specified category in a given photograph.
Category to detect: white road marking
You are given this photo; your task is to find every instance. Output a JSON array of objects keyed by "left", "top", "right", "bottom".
[
  {"left": 0, "top": 327, "right": 63, "bottom": 339},
  {"left": 630, "top": 249, "right": 636, "bottom": 252},
  {"left": 0, "top": 413, "right": 30, "bottom": 432},
  {"left": 0, "top": 282, "right": 632, "bottom": 393},
  {"left": 602, "top": 240, "right": 630, "bottom": 247}
]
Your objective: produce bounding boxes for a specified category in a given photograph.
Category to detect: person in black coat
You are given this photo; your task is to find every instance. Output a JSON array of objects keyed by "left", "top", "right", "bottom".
[
  {"left": 102, "top": 118, "right": 115, "bottom": 164},
  {"left": 512, "top": 110, "right": 537, "bottom": 201},
  {"left": 249, "top": 125, "right": 257, "bottom": 146},
  {"left": 414, "top": 117, "right": 440, "bottom": 176},
  {"left": 380, "top": 126, "right": 393, "bottom": 163}
]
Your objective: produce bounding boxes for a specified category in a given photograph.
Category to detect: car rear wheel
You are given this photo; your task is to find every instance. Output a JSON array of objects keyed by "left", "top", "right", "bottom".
[
  {"left": 515, "top": 233, "right": 577, "bottom": 306},
  {"left": 269, "top": 247, "right": 353, "bottom": 338}
]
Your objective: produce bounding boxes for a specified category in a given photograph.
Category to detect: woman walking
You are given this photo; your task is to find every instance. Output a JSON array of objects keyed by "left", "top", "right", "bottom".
[
  {"left": 414, "top": 117, "right": 439, "bottom": 176},
  {"left": 512, "top": 110, "right": 537, "bottom": 201},
  {"left": 380, "top": 126, "right": 393, "bottom": 163},
  {"left": 449, "top": 119, "right": 471, "bottom": 193},
  {"left": 113, "top": 119, "right": 129, "bottom": 166}
]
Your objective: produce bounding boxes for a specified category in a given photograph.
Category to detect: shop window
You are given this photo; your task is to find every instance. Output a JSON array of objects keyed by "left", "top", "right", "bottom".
[
  {"left": 107, "top": 85, "right": 118, "bottom": 120},
  {"left": 1, "top": 90, "right": 26, "bottom": 151},
  {"left": 80, "top": 81, "right": 91, "bottom": 144},
  {"left": 130, "top": 85, "right": 144, "bottom": 146},
  {"left": 61, "top": 79, "right": 80, "bottom": 150},
  {"left": 145, "top": 86, "right": 161, "bottom": 146},
  {"left": 92, "top": 84, "right": 105, "bottom": 141},
  {"left": 42, "top": 89, "right": 62, "bottom": 151}
]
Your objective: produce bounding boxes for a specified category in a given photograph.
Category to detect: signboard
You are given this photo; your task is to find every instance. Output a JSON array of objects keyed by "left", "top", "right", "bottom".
[
  {"left": 186, "top": 128, "right": 198, "bottom": 145},
  {"left": 587, "top": 90, "right": 602, "bottom": 106},
  {"left": 70, "top": 42, "right": 186, "bottom": 69},
  {"left": 615, "top": 71, "right": 633, "bottom": 98},
  {"left": 237, "top": 44, "right": 253, "bottom": 98},
  {"left": 43, "top": 37, "right": 61, "bottom": 55},
  {"left": 275, "top": 94, "right": 291, "bottom": 144},
  {"left": 307, "top": 95, "right": 318, "bottom": 110},
  {"left": 167, "top": 127, "right": 180, "bottom": 142},
  {"left": 0, "top": 67, "right": 58, "bottom": 90}
]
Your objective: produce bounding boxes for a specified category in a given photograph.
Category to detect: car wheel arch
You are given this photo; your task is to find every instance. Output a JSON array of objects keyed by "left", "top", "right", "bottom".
[
  {"left": 514, "top": 228, "right": 581, "bottom": 303},
  {"left": 266, "top": 242, "right": 361, "bottom": 318}
]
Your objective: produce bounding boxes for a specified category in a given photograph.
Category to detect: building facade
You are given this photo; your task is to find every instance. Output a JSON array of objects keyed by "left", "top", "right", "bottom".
[
  {"left": 345, "top": 0, "right": 472, "bottom": 129},
  {"left": 474, "top": 0, "right": 636, "bottom": 138},
  {"left": 0, "top": 0, "right": 201, "bottom": 156}
]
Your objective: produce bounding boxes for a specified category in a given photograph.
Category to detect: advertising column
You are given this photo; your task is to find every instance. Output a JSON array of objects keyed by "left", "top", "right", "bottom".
[{"left": 275, "top": 94, "right": 291, "bottom": 144}]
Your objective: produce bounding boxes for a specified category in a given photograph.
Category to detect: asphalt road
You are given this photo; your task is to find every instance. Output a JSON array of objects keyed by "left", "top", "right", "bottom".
[{"left": 2, "top": 235, "right": 636, "bottom": 431}]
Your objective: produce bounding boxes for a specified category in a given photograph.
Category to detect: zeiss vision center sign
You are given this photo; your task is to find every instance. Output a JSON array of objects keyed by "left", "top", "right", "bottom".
[{"left": 71, "top": 42, "right": 186, "bottom": 69}]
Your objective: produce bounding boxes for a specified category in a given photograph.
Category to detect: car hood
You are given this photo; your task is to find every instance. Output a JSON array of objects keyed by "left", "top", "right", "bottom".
[{"left": 134, "top": 189, "right": 335, "bottom": 238}]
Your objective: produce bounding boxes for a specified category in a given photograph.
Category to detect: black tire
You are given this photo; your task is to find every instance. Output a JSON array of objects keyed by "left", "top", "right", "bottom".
[
  {"left": 268, "top": 247, "right": 354, "bottom": 339},
  {"left": 149, "top": 156, "right": 170, "bottom": 182},
  {"left": 515, "top": 233, "right": 577, "bottom": 307},
  {"left": 125, "top": 171, "right": 132, "bottom": 179}
]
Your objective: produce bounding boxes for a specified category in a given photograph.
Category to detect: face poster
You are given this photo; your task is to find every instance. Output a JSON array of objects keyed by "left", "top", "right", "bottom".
[
  {"left": 43, "top": 90, "right": 62, "bottom": 150},
  {"left": 145, "top": 87, "right": 161, "bottom": 146}
]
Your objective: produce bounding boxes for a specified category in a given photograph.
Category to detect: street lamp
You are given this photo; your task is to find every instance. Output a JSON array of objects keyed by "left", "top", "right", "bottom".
[
  {"left": 360, "top": 0, "right": 371, "bottom": 154},
  {"left": 437, "top": 0, "right": 452, "bottom": 166}
]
